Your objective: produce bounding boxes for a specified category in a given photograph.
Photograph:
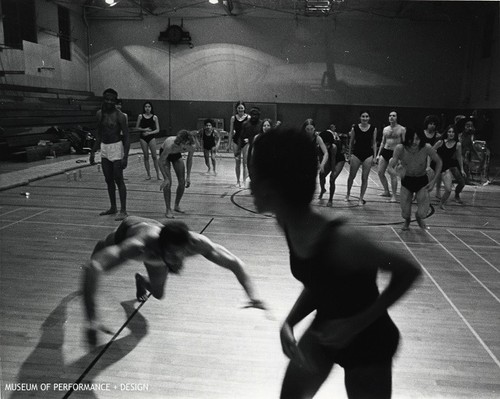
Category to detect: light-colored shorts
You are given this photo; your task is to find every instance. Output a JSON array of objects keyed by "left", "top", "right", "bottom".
[{"left": 101, "top": 141, "right": 124, "bottom": 161}]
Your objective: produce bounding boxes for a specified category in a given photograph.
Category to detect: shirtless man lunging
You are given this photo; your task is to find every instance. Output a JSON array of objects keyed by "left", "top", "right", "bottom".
[
  {"left": 377, "top": 111, "right": 406, "bottom": 202},
  {"left": 81, "top": 216, "right": 266, "bottom": 346},
  {"left": 158, "top": 130, "right": 196, "bottom": 218},
  {"left": 90, "top": 88, "right": 130, "bottom": 221}
]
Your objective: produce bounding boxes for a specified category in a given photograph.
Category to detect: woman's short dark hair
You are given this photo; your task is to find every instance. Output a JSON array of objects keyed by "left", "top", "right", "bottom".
[
  {"left": 250, "top": 127, "right": 317, "bottom": 208},
  {"left": 423, "top": 114, "right": 439, "bottom": 129},
  {"left": 204, "top": 118, "right": 215, "bottom": 126}
]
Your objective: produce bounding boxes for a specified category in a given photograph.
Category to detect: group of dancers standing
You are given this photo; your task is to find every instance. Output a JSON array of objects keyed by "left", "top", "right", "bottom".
[
  {"left": 297, "top": 114, "right": 482, "bottom": 230},
  {"left": 226, "top": 102, "right": 478, "bottom": 230},
  {"left": 93, "top": 90, "right": 480, "bottom": 232}
]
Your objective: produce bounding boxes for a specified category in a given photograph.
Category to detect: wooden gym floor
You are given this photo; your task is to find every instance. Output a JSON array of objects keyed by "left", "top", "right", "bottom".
[{"left": 0, "top": 149, "right": 499, "bottom": 398}]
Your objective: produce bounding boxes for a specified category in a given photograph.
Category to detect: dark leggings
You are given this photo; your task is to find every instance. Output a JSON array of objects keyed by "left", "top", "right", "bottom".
[{"left": 101, "top": 157, "right": 127, "bottom": 212}]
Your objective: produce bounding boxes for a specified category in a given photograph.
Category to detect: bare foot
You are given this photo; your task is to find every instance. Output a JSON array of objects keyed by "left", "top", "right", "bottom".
[
  {"left": 165, "top": 211, "right": 175, "bottom": 219},
  {"left": 389, "top": 196, "right": 398, "bottom": 203},
  {"left": 135, "top": 273, "right": 148, "bottom": 302},
  {"left": 99, "top": 208, "right": 117, "bottom": 216},
  {"left": 326, "top": 201, "right": 333, "bottom": 207},
  {"left": 114, "top": 212, "right": 128, "bottom": 221},
  {"left": 145, "top": 176, "right": 151, "bottom": 180},
  {"left": 416, "top": 217, "right": 429, "bottom": 230},
  {"left": 174, "top": 206, "right": 185, "bottom": 214}
]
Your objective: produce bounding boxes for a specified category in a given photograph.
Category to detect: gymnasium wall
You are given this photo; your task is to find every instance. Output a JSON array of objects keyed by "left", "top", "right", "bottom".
[
  {"left": 0, "top": 1, "right": 498, "bottom": 153},
  {"left": 89, "top": 12, "right": 473, "bottom": 107},
  {"left": 0, "top": 1, "right": 89, "bottom": 91},
  {"left": 88, "top": 3, "right": 499, "bottom": 152}
]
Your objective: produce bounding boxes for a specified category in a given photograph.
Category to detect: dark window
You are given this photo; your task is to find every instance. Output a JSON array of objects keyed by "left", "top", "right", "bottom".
[
  {"left": 58, "top": 5, "right": 71, "bottom": 60},
  {"left": 1, "top": 0, "right": 37, "bottom": 49}
]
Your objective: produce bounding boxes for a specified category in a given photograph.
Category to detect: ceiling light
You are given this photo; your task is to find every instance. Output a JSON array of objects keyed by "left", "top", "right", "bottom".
[{"left": 209, "top": 0, "right": 219, "bottom": 4}]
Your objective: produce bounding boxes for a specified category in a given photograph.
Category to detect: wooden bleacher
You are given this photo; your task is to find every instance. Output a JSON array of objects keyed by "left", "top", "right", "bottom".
[
  {"left": 0, "top": 84, "right": 142, "bottom": 162},
  {"left": 0, "top": 84, "right": 102, "bottom": 161}
]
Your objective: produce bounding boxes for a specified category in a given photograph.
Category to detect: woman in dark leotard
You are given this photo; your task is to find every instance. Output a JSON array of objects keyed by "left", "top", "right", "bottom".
[
  {"left": 301, "top": 118, "right": 328, "bottom": 178},
  {"left": 421, "top": 115, "right": 442, "bottom": 198},
  {"left": 136, "top": 101, "right": 161, "bottom": 180},
  {"left": 229, "top": 101, "right": 249, "bottom": 187},
  {"left": 434, "top": 125, "right": 466, "bottom": 210},
  {"left": 346, "top": 110, "right": 377, "bottom": 205},
  {"left": 318, "top": 125, "right": 346, "bottom": 206},
  {"left": 198, "top": 118, "right": 221, "bottom": 175},
  {"left": 250, "top": 126, "right": 421, "bottom": 399}
]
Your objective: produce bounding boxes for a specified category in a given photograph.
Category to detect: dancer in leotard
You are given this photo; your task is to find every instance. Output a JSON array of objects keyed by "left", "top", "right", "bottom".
[
  {"left": 318, "top": 124, "right": 345, "bottom": 206},
  {"left": 249, "top": 126, "right": 421, "bottom": 399},
  {"left": 136, "top": 101, "right": 161, "bottom": 180},
  {"left": 198, "top": 118, "right": 221, "bottom": 175},
  {"left": 302, "top": 119, "right": 328, "bottom": 176},
  {"left": 434, "top": 125, "right": 465, "bottom": 210},
  {"left": 229, "top": 101, "right": 249, "bottom": 187},
  {"left": 420, "top": 115, "right": 442, "bottom": 198},
  {"left": 240, "top": 107, "right": 263, "bottom": 187},
  {"left": 346, "top": 111, "right": 377, "bottom": 205}
]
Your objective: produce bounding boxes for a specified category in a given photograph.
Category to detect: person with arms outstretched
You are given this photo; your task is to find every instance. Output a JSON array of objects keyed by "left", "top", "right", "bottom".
[{"left": 82, "top": 216, "right": 266, "bottom": 346}]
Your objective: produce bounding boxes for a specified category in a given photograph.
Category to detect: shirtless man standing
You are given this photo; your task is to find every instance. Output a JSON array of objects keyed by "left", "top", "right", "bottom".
[
  {"left": 90, "top": 88, "right": 130, "bottom": 221},
  {"left": 158, "top": 130, "right": 196, "bottom": 218},
  {"left": 377, "top": 111, "right": 406, "bottom": 202},
  {"left": 388, "top": 128, "right": 442, "bottom": 230}
]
